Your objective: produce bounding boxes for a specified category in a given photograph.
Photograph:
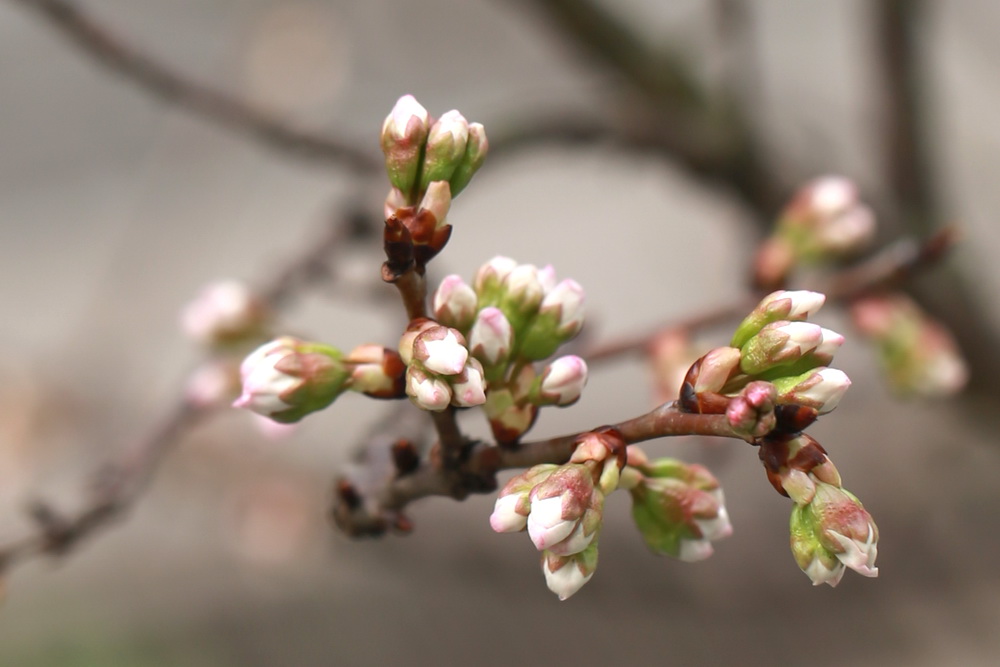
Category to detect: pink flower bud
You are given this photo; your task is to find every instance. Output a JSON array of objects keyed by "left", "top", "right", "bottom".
[
  {"left": 536, "top": 355, "right": 588, "bottom": 406},
  {"left": 380, "top": 95, "right": 430, "bottom": 198},
  {"left": 540, "top": 278, "right": 586, "bottom": 337},
  {"left": 181, "top": 280, "right": 270, "bottom": 346},
  {"left": 432, "top": 275, "right": 478, "bottom": 331},
  {"left": 449, "top": 122, "right": 489, "bottom": 196},
  {"left": 731, "top": 291, "right": 826, "bottom": 349},
  {"left": 740, "top": 321, "right": 825, "bottom": 375},
  {"left": 527, "top": 465, "right": 602, "bottom": 555},
  {"left": 468, "top": 307, "right": 513, "bottom": 367},
  {"left": 473, "top": 255, "right": 518, "bottom": 302},
  {"left": 449, "top": 359, "right": 487, "bottom": 407},
  {"left": 405, "top": 366, "right": 452, "bottom": 412},
  {"left": 344, "top": 344, "right": 406, "bottom": 399},
  {"left": 412, "top": 326, "right": 469, "bottom": 376},
  {"left": 420, "top": 110, "right": 470, "bottom": 189},
  {"left": 693, "top": 347, "right": 742, "bottom": 394},
  {"left": 418, "top": 180, "right": 452, "bottom": 230},
  {"left": 542, "top": 542, "right": 598, "bottom": 601},
  {"left": 774, "top": 367, "right": 851, "bottom": 414},
  {"left": 502, "top": 264, "right": 545, "bottom": 316},
  {"left": 726, "top": 381, "right": 777, "bottom": 438}
]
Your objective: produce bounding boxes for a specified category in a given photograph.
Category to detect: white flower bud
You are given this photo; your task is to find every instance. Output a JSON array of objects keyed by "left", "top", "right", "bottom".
[
  {"left": 536, "top": 355, "right": 588, "bottom": 406},
  {"left": 449, "top": 359, "right": 486, "bottom": 407},
  {"left": 405, "top": 366, "right": 452, "bottom": 412},
  {"left": 542, "top": 544, "right": 598, "bottom": 601},
  {"left": 412, "top": 326, "right": 469, "bottom": 376},
  {"left": 468, "top": 307, "right": 513, "bottom": 367},
  {"left": 432, "top": 275, "right": 478, "bottom": 331}
]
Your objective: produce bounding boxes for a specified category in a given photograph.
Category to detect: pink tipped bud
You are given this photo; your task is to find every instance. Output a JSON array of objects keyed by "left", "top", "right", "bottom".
[
  {"left": 405, "top": 365, "right": 453, "bottom": 411},
  {"left": 527, "top": 465, "right": 603, "bottom": 555},
  {"left": 791, "top": 482, "right": 879, "bottom": 585},
  {"left": 344, "top": 344, "right": 406, "bottom": 399},
  {"left": 449, "top": 122, "right": 489, "bottom": 196},
  {"left": 502, "top": 264, "right": 545, "bottom": 319},
  {"left": 380, "top": 95, "right": 430, "bottom": 198},
  {"left": 234, "top": 337, "right": 348, "bottom": 423},
  {"left": 726, "top": 381, "right": 777, "bottom": 438},
  {"left": 740, "top": 321, "right": 825, "bottom": 375},
  {"left": 490, "top": 464, "right": 558, "bottom": 533},
  {"left": 780, "top": 176, "right": 876, "bottom": 259},
  {"left": 468, "top": 307, "right": 513, "bottom": 367},
  {"left": 432, "top": 275, "right": 478, "bottom": 331},
  {"left": 693, "top": 347, "right": 742, "bottom": 394},
  {"left": 181, "top": 280, "right": 270, "bottom": 346},
  {"left": 542, "top": 542, "right": 599, "bottom": 601},
  {"left": 418, "top": 180, "right": 452, "bottom": 230},
  {"left": 731, "top": 291, "right": 826, "bottom": 349},
  {"left": 449, "top": 359, "right": 487, "bottom": 407},
  {"left": 774, "top": 367, "right": 851, "bottom": 414},
  {"left": 420, "top": 110, "right": 470, "bottom": 190},
  {"left": 535, "top": 355, "right": 588, "bottom": 406},
  {"left": 474, "top": 256, "right": 518, "bottom": 301},
  {"left": 412, "top": 326, "right": 469, "bottom": 376}
]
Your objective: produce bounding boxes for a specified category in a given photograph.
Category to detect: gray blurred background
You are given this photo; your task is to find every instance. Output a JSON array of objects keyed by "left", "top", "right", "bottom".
[{"left": 2, "top": 0, "right": 1000, "bottom": 665}]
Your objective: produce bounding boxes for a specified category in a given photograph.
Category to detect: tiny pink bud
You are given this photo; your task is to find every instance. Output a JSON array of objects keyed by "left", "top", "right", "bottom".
[
  {"left": 537, "top": 355, "right": 588, "bottom": 406},
  {"left": 468, "top": 307, "right": 513, "bottom": 367},
  {"left": 693, "top": 347, "right": 742, "bottom": 394},
  {"left": 432, "top": 275, "right": 478, "bottom": 331},
  {"left": 405, "top": 366, "right": 452, "bottom": 412},
  {"left": 449, "top": 359, "right": 487, "bottom": 407}
]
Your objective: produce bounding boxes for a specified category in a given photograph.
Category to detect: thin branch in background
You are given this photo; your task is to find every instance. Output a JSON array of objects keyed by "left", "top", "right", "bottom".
[
  {"left": 0, "top": 207, "right": 373, "bottom": 574},
  {"left": 11, "top": 0, "right": 379, "bottom": 172}
]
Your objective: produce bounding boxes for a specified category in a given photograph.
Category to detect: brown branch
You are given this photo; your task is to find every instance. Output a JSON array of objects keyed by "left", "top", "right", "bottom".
[
  {"left": 11, "top": 0, "right": 379, "bottom": 172},
  {"left": 333, "top": 401, "right": 740, "bottom": 536},
  {"left": 0, "top": 207, "right": 371, "bottom": 574}
]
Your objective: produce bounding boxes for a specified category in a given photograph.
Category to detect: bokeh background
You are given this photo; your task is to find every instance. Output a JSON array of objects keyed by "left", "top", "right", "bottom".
[{"left": 2, "top": 0, "right": 1000, "bottom": 665}]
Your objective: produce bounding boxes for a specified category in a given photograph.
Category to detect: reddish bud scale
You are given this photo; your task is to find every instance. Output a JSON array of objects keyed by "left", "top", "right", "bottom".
[{"left": 757, "top": 433, "right": 830, "bottom": 497}]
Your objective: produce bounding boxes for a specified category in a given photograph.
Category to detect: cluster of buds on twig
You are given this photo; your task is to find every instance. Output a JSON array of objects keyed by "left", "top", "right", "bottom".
[
  {"left": 234, "top": 337, "right": 405, "bottom": 422},
  {"left": 381, "top": 95, "right": 488, "bottom": 275},
  {"left": 398, "top": 319, "right": 485, "bottom": 410},
  {"left": 755, "top": 176, "right": 876, "bottom": 289},
  {"left": 759, "top": 433, "right": 878, "bottom": 586},
  {"left": 621, "top": 447, "right": 732, "bottom": 562},
  {"left": 851, "top": 293, "right": 967, "bottom": 396},
  {"left": 432, "top": 257, "right": 587, "bottom": 442},
  {"left": 490, "top": 429, "right": 625, "bottom": 599},
  {"left": 681, "top": 289, "right": 851, "bottom": 437}
]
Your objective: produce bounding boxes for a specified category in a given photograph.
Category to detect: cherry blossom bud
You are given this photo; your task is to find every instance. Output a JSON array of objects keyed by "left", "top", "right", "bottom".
[
  {"left": 380, "top": 95, "right": 430, "bottom": 199},
  {"left": 533, "top": 355, "right": 588, "bottom": 406},
  {"left": 474, "top": 256, "right": 518, "bottom": 304},
  {"left": 344, "top": 344, "right": 406, "bottom": 399},
  {"left": 773, "top": 367, "right": 851, "bottom": 414},
  {"left": 489, "top": 464, "right": 558, "bottom": 533},
  {"left": 790, "top": 482, "right": 879, "bottom": 586},
  {"left": 780, "top": 176, "right": 876, "bottom": 259},
  {"left": 181, "top": 280, "right": 270, "bottom": 346},
  {"left": 234, "top": 337, "right": 349, "bottom": 423},
  {"left": 420, "top": 110, "right": 469, "bottom": 190},
  {"left": 405, "top": 366, "right": 452, "bottom": 411},
  {"left": 484, "top": 388, "right": 538, "bottom": 444},
  {"left": 468, "top": 307, "right": 513, "bottom": 368},
  {"left": 432, "top": 275, "right": 478, "bottom": 331},
  {"left": 726, "top": 381, "right": 777, "bottom": 438},
  {"left": 448, "top": 122, "right": 488, "bottom": 196},
  {"left": 740, "top": 321, "right": 824, "bottom": 376},
  {"left": 542, "top": 541, "right": 599, "bottom": 601},
  {"left": 851, "top": 294, "right": 968, "bottom": 397},
  {"left": 418, "top": 180, "right": 451, "bottom": 230},
  {"left": 449, "top": 359, "right": 487, "bottom": 407},
  {"left": 630, "top": 464, "right": 732, "bottom": 562},
  {"left": 519, "top": 278, "right": 587, "bottom": 360},
  {"left": 383, "top": 187, "right": 408, "bottom": 219},
  {"left": 412, "top": 326, "right": 469, "bottom": 376},
  {"left": 692, "top": 346, "right": 742, "bottom": 394},
  {"left": 757, "top": 433, "right": 842, "bottom": 504},
  {"left": 731, "top": 290, "right": 826, "bottom": 349},
  {"left": 500, "top": 264, "right": 546, "bottom": 327},
  {"left": 527, "top": 464, "right": 603, "bottom": 555}
]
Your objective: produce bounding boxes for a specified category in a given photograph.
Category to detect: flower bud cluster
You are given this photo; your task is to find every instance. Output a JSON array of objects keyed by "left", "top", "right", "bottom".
[
  {"left": 754, "top": 176, "right": 876, "bottom": 289},
  {"left": 681, "top": 290, "right": 851, "bottom": 435},
  {"left": 429, "top": 257, "right": 587, "bottom": 442},
  {"left": 622, "top": 448, "right": 732, "bottom": 563},
  {"left": 850, "top": 293, "right": 967, "bottom": 397},
  {"left": 234, "top": 337, "right": 406, "bottom": 422},
  {"left": 757, "top": 432, "right": 878, "bottom": 586},
  {"left": 489, "top": 430, "right": 625, "bottom": 600},
  {"left": 397, "top": 319, "right": 485, "bottom": 411},
  {"left": 381, "top": 95, "right": 488, "bottom": 209}
]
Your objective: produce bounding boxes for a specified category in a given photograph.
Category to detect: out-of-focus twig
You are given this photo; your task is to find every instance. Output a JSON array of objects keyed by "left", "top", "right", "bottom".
[
  {"left": 11, "top": 0, "right": 379, "bottom": 172},
  {"left": 0, "top": 207, "right": 374, "bottom": 575}
]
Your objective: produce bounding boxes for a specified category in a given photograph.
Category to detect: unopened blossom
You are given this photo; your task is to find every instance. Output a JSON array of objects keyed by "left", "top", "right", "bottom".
[
  {"left": 692, "top": 346, "right": 742, "bottom": 394},
  {"left": 542, "top": 541, "right": 599, "bottom": 601},
  {"left": 181, "top": 280, "right": 270, "bottom": 346},
  {"left": 405, "top": 366, "right": 452, "bottom": 411},
  {"left": 380, "top": 94, "right": 430, "bottom": 198},
  {"left": 448, "top": 122, "right": 489, "bottom": 196},
  {"left": 468, "top": 307, "right": 513, "bottom": 368},
  {"left": 411, "top": 326, "right": 469, "bottom": 376},
  {"left": 449, "top": 359, "right": 487, "bottom": 407},
  {"left": 489, "top": 464, "right": 558, "bottom": 533},
  {"left": 773, "top": 367, "right": 851, "bottom": 414},
  {"left": 731, "top": 290, "right": 826, "bottom": 348},
  {"left": 484, "top": 388, "right": 538, "bottom": 444},
  {"left": 790, "top": 482, "right": 879, "bottom": 586},
  {"left": 344, "top": 344, "right": 406, "bottom": 399},
  {"left": 417, "top": 180, "right": 452, "bottom": 230},
  {"left": 533, "top": 355, "right": 588, "bottom": 406},
  {"left": 630, "top": 473, "right": 732, "bottom": 562},
  {"left": 740, "top": 321, "right": 825, "bottom": 376},
  {"left": 526, "top": 464, "right": 603, "bottom": 556},
  {"left": 474, "top": 256, "right": 518, "bottom": 303},
  {"left": 234, "top": 337, "right": 349, "bottom": 423},
  {"left": 431, "top": 274, "right": 478, "bottom": 331},
  {"left": 782, "top": 176, "right": 876, "bottom": 258},
  {"left": 519, "top": 278, "right": 587, "bottom": 360},
  {"left": 501, "top": 263, "right": 546, "bottom": 324},
  {"left": 420, "top": 110, "right": 470, "bottom": 189},
  {"left": 726, "top": 381, "right": 777, "bottom": 438}
]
